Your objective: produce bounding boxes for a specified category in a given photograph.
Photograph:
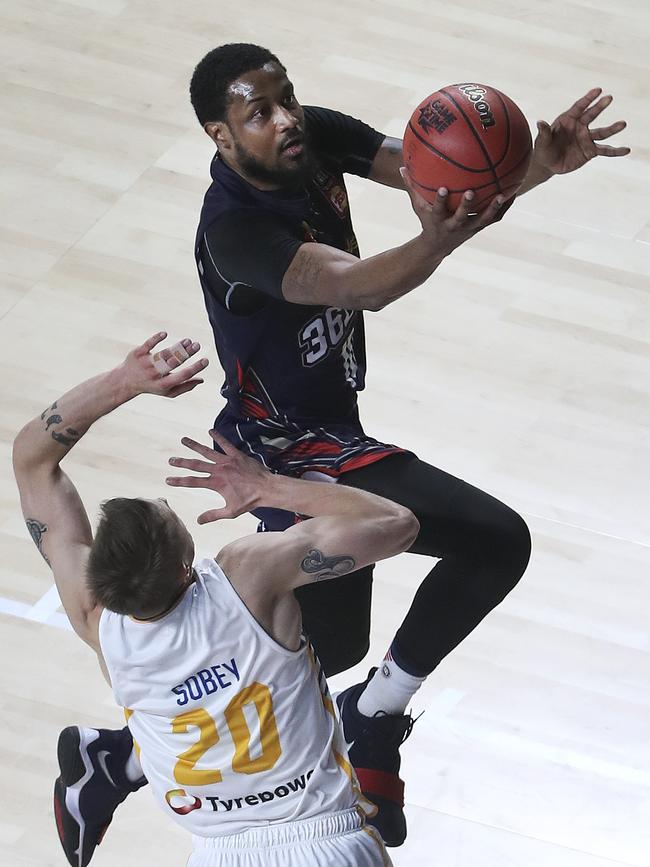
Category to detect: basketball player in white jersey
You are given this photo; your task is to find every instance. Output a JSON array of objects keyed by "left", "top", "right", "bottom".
[{"left": 13, "top": 332, "right": 419, "bottom": 867}]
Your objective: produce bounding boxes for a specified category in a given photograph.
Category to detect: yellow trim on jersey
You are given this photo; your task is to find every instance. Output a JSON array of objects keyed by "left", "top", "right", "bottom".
[
  {"left": 305, "top": 643, "right": 379, "bottom": 820},
  {"left": 333, "top": 747, "right": 354, "bottom": 781},
  {"left": 123, "top": 708, "right": 141, "bottom": 760}
]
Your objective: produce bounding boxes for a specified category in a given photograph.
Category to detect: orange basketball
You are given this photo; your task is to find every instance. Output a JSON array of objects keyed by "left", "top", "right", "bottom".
[{"left": 403, "top": 83, "right": 533, "bottom": 212}]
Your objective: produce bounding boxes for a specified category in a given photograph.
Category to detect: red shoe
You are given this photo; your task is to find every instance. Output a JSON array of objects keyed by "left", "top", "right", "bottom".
[{"left": 336, "top": 670, "right": 417, "bottom": 847}]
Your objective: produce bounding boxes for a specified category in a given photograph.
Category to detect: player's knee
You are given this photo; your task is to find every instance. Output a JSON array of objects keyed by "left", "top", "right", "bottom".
[{"left": 489, "top": 506, "right": 531, "bottom": 596}]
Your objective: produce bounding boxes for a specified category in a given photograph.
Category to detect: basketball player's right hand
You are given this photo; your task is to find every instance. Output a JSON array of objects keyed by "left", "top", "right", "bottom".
[
  {"left": 119, "top": 332, "right": 209, "bottom": 400},
  {"left": 399, "top": 166, "right": 511, "bottom": 253},
  {"left": 166, "top": 431, "right": 270, "bottom": 523}
]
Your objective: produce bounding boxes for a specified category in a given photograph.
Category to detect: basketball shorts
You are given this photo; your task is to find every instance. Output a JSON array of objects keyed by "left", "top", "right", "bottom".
[{"left": 188, "top": 807, "right": 392, "bottom": 867}]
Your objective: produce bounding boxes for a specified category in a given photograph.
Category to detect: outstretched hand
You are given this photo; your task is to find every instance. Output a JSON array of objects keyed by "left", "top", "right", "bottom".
[
  {"left": 532, "top": 87, "right": 630, "bottom": 176},
  {"left": 120, "top": 332, "right": 209, "bottom": 399},
  {"left": 166, "top": 431, "right": 270, "bottom": 523},
  {"left": 400, "top": 166, "right": 513, "bottom": 257}
]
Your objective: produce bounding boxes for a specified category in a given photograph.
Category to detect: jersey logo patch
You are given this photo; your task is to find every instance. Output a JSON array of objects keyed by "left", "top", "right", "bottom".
[
  {"left": 301, "top": 220, "right": 320, "bottom": 243},
  {"left": 313, "top": 169, "right": 349, "bottom": 219}
]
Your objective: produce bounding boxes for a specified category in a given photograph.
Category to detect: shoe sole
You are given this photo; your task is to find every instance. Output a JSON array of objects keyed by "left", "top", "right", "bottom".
[
  {"left": 366, "top": 797, "right": 406, "bottom": 847},
  {"left": 54, "top": 726, "right": 100, "bottom": 867}
]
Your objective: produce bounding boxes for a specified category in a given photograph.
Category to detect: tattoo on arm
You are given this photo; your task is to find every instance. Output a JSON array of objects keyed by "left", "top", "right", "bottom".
[
  {"left": 300, "top": 548, "right": 355, "bottom": 581},
  {"left": 41, "top": 401, "right": 80, "bottom": 447},
  {"left": 286, "top": 245, "right": 324, "bottom": 299},
  {"left": 26, "top": 518, "right": 51, "bottom": 566},
  {"left": 40, "top": 401, "right": 58, "bottom": 420},
  {"left": 44, "top": 413, "right": 62, "bottom": 430},
  {"left": 51, "top": 428, "right": 80, "bottom": 447}
]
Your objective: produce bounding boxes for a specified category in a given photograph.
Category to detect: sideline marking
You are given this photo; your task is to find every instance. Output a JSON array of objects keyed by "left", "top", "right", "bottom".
[
  {"left": 25, "top": 585, "right": 63, "bottom": 622},
  {"left": 0, "top": 592, "right": 72, "bottom": 631},
  {"left": 421, "top": 689, "right": 650, "bottom": 788}
]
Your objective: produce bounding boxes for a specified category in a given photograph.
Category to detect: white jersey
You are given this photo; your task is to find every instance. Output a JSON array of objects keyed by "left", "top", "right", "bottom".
[{"left": 99, "top": 557, "right": 361, "bottom": 837}]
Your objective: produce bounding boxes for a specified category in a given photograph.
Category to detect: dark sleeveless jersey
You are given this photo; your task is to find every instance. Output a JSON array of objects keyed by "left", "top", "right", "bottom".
[{"left": 194, "top": 107, "right": 407, "bottom": 522}]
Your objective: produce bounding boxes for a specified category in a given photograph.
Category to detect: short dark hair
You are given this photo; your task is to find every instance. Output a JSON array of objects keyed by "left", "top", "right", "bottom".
[
  {"left": 190, "top": 42, "right": 285, "bottom": 125},
  {"left": 87, "top": 498, "right": 186, "bottom": 618}
]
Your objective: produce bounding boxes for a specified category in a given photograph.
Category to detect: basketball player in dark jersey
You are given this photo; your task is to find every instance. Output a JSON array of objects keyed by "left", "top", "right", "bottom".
[{"left": 53, "top": 44, "right": 629, "bottom": 865}]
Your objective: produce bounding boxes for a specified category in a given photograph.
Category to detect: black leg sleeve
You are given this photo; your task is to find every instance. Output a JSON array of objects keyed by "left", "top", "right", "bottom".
[
  {"left": 294, "top": 564, "right": 374, "bottom": 677},
  {"left": 340, "top": 453, "right": 531, "bottom": 675}
]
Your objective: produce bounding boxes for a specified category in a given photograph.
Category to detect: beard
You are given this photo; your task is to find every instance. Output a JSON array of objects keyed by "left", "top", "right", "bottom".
[{"left": 232, "top": 137, "right": 317, "bottom": 190}]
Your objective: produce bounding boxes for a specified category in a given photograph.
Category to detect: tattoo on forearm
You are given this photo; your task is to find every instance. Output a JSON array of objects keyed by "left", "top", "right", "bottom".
[
  {"left": 44, "top": 413, "right": 62, "bottom": 430},
  {"left": 26, "top": 518, "right": 51, "bottom": 566},
  {"left": 301, "top": 548, "right": 355, "bottom": 581},
  {"left": 51, "top": 428, "right": 80, "bottom": 447},
  {"left": 40, "top": 401, "right": 57, "bottom": 420},
  {"left": 40, "top": 400, "right": 80, "bottom": 447},
  {"left": 290, "top": 244, "right": 323, "bottom": 297}
]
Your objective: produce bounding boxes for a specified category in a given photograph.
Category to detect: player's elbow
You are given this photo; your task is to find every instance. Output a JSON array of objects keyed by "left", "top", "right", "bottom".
[
  {"left": 12, "top": 428, "right": 55, "bottom": 488},
  {"left": 381, "top": 505, "right": 420, "bottom": 556},
  {"left": 12, "top": 425, "right": 36, "bottom": 477},
  {"left": 361, "top": 296, "right": 386, "bottom": 313},
  {"left": 398, "top": 506, "right": 420, "bottom": 551}
]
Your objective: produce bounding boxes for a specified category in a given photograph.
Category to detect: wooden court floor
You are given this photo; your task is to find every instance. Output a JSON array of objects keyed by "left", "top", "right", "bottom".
[{"left": 1, "top": 0, "right": 648, "bottom": 864}]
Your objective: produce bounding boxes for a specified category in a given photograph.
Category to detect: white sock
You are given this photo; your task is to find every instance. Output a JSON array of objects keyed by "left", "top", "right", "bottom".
[
  {"left": 125, "top": 747, "right": 144, "bottom": 782},
  {"left": 356, "top": 654, "right": 426, "bottom": 717}
]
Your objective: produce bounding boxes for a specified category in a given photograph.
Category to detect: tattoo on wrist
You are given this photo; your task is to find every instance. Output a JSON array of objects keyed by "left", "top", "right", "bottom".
[
  {"left": 26, "top": 518, "right": 51, "bottom": 566},
  {"left": 300, "top": 548, "right": 355, "bottom": 581}
]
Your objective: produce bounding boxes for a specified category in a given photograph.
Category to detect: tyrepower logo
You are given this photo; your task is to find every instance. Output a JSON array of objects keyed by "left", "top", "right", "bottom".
[
  {"left": 165, "top": 789, "right": 202, "bottom": 815},
  {"left": 165, "top": 769, "right": 314, "bottom": 816}
]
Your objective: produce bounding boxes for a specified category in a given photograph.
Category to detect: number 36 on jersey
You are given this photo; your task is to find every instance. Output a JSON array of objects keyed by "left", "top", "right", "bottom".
[{"left": 299, "top": 308, "right": 355, "bottom": 367}]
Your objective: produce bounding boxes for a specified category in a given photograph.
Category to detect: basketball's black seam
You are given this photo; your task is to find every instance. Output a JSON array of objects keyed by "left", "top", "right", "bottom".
[
  {"left": 473, "top": 182, "right": 520, "bottom": 205},
  {"left": 490, "top": 90, "right": 511, "bottom": 169},
  {"left": 417, "top": 150, "right": 529, "bottom": 196},
  {"left": 496, "top": 148, "right": 533, "bottom": 183},
  {"left": 410, "top": 174, "right": 495, "bottom": 195},
  {"left": 411, "top": 164, "right": 524, "bottom": 194},
  {"left": 439, "top": 88, "right": 501, "bottom": 193},
  {"left": 411, "top": 150, "right": 530, "bottom": 197},
  {"left": 407, "top": 120, "right": 491, "bottom": 173}
]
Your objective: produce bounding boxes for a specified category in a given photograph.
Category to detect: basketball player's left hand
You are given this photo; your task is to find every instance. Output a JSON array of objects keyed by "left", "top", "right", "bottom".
[
  {"left": 532, "top": 88, "right": 630, "bottom": 176},
  {"left": 166, "top": 431, "right": 269, "bottom": 523},
  {"left": 119, "top": 332, "right": 209, "bottom": 399}
]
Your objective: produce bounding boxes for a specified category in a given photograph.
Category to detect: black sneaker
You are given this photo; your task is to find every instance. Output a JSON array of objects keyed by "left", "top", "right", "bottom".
[
  {"left": 54, "top": 726, "right": 146, "bottom": 867},
  {"left": 336, "top": 669, "right": 417, "bottom": 847}
]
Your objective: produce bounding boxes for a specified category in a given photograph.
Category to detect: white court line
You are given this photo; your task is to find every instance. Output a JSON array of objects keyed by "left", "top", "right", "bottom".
[
  {"left": 0, "top": 596, "right": 32, "bottom": 619},
  {"left": 516, "top": 207, "right": 633, "bottom": 241},
  {"left": 25, "top": 584, "right": 63, "bottom": 622},
  {"left": 3, "top": 595, "right": 649, "bottom": 786},
  {"left": 425, "top": 687, "right": 467, "bottom": 719},
  {"left": 421, "top": 697, "right": 650, "bottom": 788},
  {"left": 524, "top": 512, "right": 650, "bottom": 549},
  {"left": 0, "top": 592, "right": 72, "bottom": 631}
]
